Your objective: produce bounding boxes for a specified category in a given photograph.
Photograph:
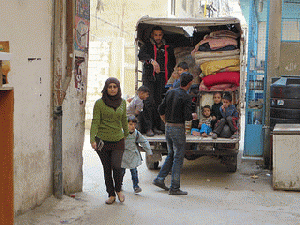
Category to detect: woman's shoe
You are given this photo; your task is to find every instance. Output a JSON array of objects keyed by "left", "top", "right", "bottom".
[
  {"left": 105, "top": 196, "right": 116, "bottom": 204},
  {"left": 116, "top": 191, "right": 125, "bottom": 202}
]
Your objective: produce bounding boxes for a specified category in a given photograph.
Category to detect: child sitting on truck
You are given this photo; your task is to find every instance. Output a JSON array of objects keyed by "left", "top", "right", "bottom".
[
  {"left": 165, "top": 61, "right": 189, "bottom": 90},
  {"left": 191, "top": 105, "right": 213, "bottom": 137},
  {"left": 212, "top": 92, "right": 239, "bottom": 139},
  {"left": 211, "top": 91, "right": 223, "bottom": 130}
]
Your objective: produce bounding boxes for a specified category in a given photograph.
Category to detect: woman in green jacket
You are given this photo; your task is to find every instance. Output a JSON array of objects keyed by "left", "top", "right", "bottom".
[{"left": 90, "top": 77, "right": 129, "bottom": 204}]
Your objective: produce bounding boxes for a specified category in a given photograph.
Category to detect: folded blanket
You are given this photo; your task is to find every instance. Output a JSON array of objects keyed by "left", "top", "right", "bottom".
[
  {"left": 202, "top": 71, "right": 240, "bottom": 87},
  {"left": 196, "top": 55, "right": 240, "bottom": 65},
  {"left": 200, "top": 59, "right": 240, "bottom": 76},
  {"left": 194, "top": 49, "right": 240, "bottom": 59}
]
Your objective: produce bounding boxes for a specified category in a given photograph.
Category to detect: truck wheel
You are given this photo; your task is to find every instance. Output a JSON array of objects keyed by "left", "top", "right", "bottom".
[
  {"left": 146, "top": 152, "right": 161, "bottom": 170},
  {"left": 221, "top": 155, "right": 237, "bottom": 173},
  {"left": 146, "top": 160, "right": 159, "bottom": 170}
]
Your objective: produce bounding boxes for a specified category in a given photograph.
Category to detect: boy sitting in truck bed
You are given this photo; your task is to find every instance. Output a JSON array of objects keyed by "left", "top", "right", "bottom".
[{"left": 212, "top": 92, "right": 238, "bottom": 139}]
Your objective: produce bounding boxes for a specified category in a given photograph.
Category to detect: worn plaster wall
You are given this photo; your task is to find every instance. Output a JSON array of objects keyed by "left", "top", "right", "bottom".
[{"left": 0, "top": 1, "right": 53, "bottom": 215}]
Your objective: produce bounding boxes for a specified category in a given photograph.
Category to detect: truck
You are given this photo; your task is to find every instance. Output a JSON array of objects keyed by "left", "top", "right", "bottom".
[{"left": 135, "top": 16, "right": 245, "bottom": 172}]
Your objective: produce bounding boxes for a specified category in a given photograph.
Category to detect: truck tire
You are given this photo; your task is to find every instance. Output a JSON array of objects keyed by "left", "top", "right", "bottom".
[
  {"left": 270, "top": 107, "right": 300, "bottom": 119},
  {"left": 145, "top": 152, "right": 161, "bottom": 170},
  {"left": 146, "top": 160, "right": 159, "bottom": 170},
  {"left": 270, "top": 98, "right": 300, "bottom": 109}
]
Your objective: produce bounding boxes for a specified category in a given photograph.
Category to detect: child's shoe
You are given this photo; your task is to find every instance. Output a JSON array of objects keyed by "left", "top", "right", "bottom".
[
  {"left": 134, "top": 186, "right": 142, "bottom": 194},
  {"left": 212, "top": 133, "right": 218, "bottom": 139}
]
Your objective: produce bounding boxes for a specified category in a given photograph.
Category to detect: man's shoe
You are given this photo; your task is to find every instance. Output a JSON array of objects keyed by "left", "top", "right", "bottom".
[
  {"left": 153, "top": 128, "right": 163, "bottom": 135},
  {"left": 153, "top": 179, "right": 169, "bottom": 191},
  {"left": 146, "top": 129, "right": 155, "bottom": 137},
  {"left": 134, "top": 187, "right": 142, "bottom": 194},
  {"left": 169, "top": 189, "right": 188, "bottom": 195}
]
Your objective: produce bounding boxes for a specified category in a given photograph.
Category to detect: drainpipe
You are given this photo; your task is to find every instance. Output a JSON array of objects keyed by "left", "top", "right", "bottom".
[
  {"left": 263, "top": 0, "right": 282, "bottom": 169},
  {"left": 52, "top": 0, "right": 75, "bottom": 199}
]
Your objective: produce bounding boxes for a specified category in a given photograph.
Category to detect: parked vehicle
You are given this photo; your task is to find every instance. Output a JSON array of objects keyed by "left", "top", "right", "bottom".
[{"left": 135, "top": 16, "right": 245, "bottom": 172}]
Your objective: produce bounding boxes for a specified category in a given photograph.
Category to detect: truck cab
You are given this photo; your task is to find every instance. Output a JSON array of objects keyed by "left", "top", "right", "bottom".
[{"left": 135, "top": 16, "right": 245, "bottom": 172}]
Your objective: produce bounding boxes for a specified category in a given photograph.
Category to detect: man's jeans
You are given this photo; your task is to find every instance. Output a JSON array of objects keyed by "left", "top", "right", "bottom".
[
  {"left": 156, "top": 124, "right": 186, "bottom": 190},
  {"left": 121, "top": 168, "right": 139, "bottom": 189}
]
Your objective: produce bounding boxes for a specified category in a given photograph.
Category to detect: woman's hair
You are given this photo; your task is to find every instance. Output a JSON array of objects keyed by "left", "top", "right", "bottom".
[
  {"left": 177, "top": 61, "right": 189, "bottom": 70},
  {"left": 127, "top": 115, "right": 137, "bottom": 123},
  {"left": 180, "top": 72, "right": 194, "bottom": 87}
]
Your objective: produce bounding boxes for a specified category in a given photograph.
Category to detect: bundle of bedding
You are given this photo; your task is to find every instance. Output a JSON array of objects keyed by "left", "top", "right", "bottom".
[{"left": 192, "top": 30, "right": 241, "bottom": 91}]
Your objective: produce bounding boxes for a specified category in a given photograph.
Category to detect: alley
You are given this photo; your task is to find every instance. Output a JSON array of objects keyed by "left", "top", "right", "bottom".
[{"left": 15, "top": 130, "right": 300, "bottom": 225}]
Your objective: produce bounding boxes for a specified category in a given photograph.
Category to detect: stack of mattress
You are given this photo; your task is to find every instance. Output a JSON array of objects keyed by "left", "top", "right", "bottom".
[{"left": 193, "top": 30, "right": 241, "bottom": 91}]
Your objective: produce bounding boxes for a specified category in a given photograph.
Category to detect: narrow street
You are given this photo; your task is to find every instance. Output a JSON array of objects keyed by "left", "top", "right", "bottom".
[{"left": 15, "top": 130, "right": 300, "bottom": 224}]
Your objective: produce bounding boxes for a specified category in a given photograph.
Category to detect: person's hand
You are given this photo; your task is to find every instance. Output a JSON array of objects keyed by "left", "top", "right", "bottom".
[
  {"left": 151, "top": 60, "right": 160, "bottom": 73},
  {"left": 221, "top": 105, "right": 226, "bottom": 112},
  {"left": 127, "top": 97, "right": 133, "bottom": 103},
  {"left": 212, "top": 116, "right": 216, "bottom": 120},
  {"left": 91, "top": 142, "right": 97, "bottom": 150},
  {"left": 160, "top": 115, "right": 166, "bottom": 123},
  {"left": 198, "top": 122, "right": 203, "bottom": 128},
  {"left": 191, "top": 44, "right": 200, "bottom": 56},
  {"left": 192, "top": 113, "right": 198, "bottom": 120},
  {"left": 134, "top": 109, "right": 140, "bottom": 115}
]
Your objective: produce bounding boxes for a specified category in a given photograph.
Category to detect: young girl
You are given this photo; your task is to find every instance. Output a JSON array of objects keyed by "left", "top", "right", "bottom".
[
  {"left": 121, "top": 116, "right": 153, "bottom": 193},
  {"left": 191, "top": 105, "right": 213, "bottom": 137},
  {"left": 211, "top": 92, "right": 223, "bottom": 130}
]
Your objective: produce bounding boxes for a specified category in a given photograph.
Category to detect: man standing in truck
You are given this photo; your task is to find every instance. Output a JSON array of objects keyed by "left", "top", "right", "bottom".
[
  {"left": 153, "top": 72, "right": 194, "bottom": 195},
  {"left": 138, "top": 26, "right": 176, "bottom": 136}
]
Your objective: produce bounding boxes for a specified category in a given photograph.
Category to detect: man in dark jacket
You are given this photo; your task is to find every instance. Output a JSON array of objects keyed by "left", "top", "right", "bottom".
[
  {"left": 138, "top": 26, "right": 176, "bottom": 136},
  {"left": 153, "top": 72, "right": 194, "bottom": 195}
]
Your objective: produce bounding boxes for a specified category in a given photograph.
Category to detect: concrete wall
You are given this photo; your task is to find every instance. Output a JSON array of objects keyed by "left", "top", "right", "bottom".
[
  {"left": 0, "top": 0, "right": 89, "bottom": 215},
  {"left": 0, "top": 1, "right": 53, "bottom": 214}
]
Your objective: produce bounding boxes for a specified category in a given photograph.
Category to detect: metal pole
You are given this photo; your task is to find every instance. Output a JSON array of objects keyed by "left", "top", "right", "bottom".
[{"left": 53, "top": 106, "right": 63, "bottom": 198}]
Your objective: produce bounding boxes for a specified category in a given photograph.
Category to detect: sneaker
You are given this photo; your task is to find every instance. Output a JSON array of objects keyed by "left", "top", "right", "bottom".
[
  {"left": 153, "top": 128, "right": 163, "bottom": 135},
  {"left": 146, "top": 129, "right": 155, "bottom": 137},
  {"left": 212, "top": 133, "right": 218, "bottom": 139},
  {"left": 169, "top": 189, "right": 188, "bottom": 195},
  {"left": 134, "top": 187, "right": 142, "bottom": 194},
  {"left": 153, "top": 179, "right": 169, "bottom": 191}
]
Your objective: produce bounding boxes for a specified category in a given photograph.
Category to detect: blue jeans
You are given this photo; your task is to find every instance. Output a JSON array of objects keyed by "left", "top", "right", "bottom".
[
  {"left": 156, "top": 124, "right": 186, "bottom": 190},
  {"left": 121, "top": 168, "right": 139, "bottom": 189}
]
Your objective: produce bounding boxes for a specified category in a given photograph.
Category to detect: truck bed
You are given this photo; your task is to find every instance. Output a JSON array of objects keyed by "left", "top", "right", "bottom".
[{"left": 146, "top": 134, "right": 239, "bottom": 144}]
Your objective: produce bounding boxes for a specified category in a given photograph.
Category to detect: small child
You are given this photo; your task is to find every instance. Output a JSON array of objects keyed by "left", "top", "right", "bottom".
[
  {"left": 191, "top": 105, "right": 213, "bottom": 137},
  {"left": 211, "top": 92, "right": 223, "bottom": 130},
  {"left": 212, "top": 92, "right": 239, "bottom": 139},
  {"left": 121, "top": 116, "right": 153, "bottom": 193},
  {"left": 127, "top": 85, "right": 150, "bottom": 117},
  {"left": 165, "top": 61, "right": 189, "bottom": 90}
]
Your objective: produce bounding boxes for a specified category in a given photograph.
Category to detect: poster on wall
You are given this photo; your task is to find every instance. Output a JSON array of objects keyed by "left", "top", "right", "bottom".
[
  {"left": 75, "top": 56, "right": 85, "bottom": 94},
  {"left": 76, "top": 0, "right": 90, "bottom": 20},
  {"left": 75, "top": 16, "right": 89, "bottom": 52}
]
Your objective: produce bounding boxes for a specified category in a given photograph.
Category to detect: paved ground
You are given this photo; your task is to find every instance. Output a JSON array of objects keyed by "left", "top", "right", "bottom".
[{"left": 15, "top": 132, "right": 300, "bottom": 225}]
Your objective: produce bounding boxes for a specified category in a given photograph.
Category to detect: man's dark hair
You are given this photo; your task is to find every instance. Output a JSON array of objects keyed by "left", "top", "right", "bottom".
[
  {"left": 137, "top": 85, "right": 150, "bottom": 93},
  {"left": 151, "top": 26, "right": 163, "bottom": 33},
  {"left": 180, "top": 72, "right": 193, "bottom": 87},
  {"left": 177, "top": 61, "right": 189, "bottom": 70},
  {"left": 127, "top": 115, "right": 137, "bottom": 123},
  {"left": 201, "top": 105, "right": 211, "bottom": 113},
  {"left": 222, "top": 92, "right": 232, "bottom": 102}
]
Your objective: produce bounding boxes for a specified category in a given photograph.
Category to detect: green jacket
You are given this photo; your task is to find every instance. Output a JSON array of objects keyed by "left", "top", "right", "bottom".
[{"left": 90, "top": 99, "right": 129, "bottom": 143}]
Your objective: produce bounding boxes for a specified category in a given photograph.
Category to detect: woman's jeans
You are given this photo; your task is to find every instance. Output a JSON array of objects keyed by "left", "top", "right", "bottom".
[
  {"left": 96, "top": 139, "right": 124, "bottom": 197},
  {"left": 121, "top": 168, "right": 139, "bottom": 189},
  {"left": 156, "top": 124, "right": 186, "bottom": 190}
]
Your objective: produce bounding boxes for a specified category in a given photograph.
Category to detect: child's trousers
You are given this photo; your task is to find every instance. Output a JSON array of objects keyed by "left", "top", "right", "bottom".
[{"left": 121, "top": 168, "right": 139, "bottom": 189}]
